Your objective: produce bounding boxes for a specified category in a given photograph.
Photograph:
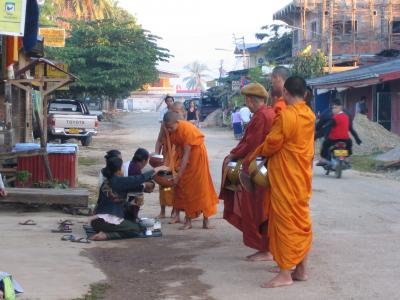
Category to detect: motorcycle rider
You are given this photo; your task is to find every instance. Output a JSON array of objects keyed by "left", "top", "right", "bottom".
[{"left": 317, "top": 98, "right": 362, "bottom": 166}]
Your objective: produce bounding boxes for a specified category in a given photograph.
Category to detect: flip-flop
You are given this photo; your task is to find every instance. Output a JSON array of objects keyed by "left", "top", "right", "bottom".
[
  {"left": 71, "top": 237, "right": 91, "bottom": 244},
  {"left": 19, "top": 220, "right": 37, "bottom": 225},
  {"left": 58, "top": 219, "right": 74, "bottom": 226},
  {"left": 51, "top": 225, "right": 72, "bottom": 233},
  {"left": 61, "top": 234, "right": 75, "bottom": 241}
]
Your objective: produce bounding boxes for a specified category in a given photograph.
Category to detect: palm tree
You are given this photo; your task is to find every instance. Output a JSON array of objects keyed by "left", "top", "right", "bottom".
[
  {"left": 183, "top": 61, "right": 210, "bottom": 91},
  {"left": 51, "top": 0, "right": 114, "bottom": 21}
]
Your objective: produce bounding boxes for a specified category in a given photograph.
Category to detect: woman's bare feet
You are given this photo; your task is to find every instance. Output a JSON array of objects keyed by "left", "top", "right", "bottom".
[
  {"left": 179, "top": 218, "right": 192, "bottom": 230},
  {"left": 90, "top": 231, "right": 107, "bottom": 241},
  {"left": 202, "top": 218, "right": 214, "bottom": 229},
  {"left": 261, "top": 270, "right": 293, "bottom": 288},
  {"left": 246, "top": 251, "right": 273, "bottom": 262}
]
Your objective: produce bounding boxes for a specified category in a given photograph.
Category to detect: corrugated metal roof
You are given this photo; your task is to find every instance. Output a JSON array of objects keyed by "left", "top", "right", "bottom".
[{"left": 307, "top": 58, "right": 400, "bottom": 89}]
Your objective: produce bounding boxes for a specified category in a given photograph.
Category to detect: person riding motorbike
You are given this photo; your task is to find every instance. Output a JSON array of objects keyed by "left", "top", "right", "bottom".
[{"left": 316, "top": 99, "right": 362, "bottom": 166}]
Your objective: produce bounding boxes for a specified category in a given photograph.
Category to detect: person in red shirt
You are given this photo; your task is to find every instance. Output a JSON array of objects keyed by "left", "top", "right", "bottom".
[{"left": 318, "top": 99, "right": 361, "bottom": 165}]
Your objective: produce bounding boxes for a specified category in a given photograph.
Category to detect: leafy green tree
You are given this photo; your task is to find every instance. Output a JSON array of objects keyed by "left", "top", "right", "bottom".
[
  {"left": 291, "top": 49, "right": 326, "bottom": 79},
  {"left": 256, "top": 25, "right": 292, "bottom": 63},
  {"left": 183, "top": 61, "right": 210, "bottom": 90},
  {"left": 248, "top": 67, "right": 271, "bottom": 90},
  {"left": 47, "top": 17, "right": 170, "bottom": 104}
]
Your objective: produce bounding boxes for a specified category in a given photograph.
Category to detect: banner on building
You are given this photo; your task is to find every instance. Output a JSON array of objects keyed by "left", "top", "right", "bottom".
[
  {"left": 39, "top": 27, "right": 65, "bottom": 47},
  {"left": 0, "top": 0, "right": 27, "bottom": 36}
]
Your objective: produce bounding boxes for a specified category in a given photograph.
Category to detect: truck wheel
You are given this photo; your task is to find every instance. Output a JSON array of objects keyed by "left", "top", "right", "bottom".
[{"left": 81, "top": 136, "right": 92, "bottom": 146}]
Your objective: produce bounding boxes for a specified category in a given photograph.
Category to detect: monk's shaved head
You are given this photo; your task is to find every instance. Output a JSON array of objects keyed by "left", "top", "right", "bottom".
[
  {"left": 173, "top": 102, "right": 184, "bottom": 110},
  {"left": 163, "top": 111, "right": 180, "bottom": 124}
]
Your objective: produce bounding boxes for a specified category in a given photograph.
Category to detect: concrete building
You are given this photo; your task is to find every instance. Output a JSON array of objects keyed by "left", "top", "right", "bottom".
[{"left": 274, "top": 0, "right": 400, "bottom": 65}]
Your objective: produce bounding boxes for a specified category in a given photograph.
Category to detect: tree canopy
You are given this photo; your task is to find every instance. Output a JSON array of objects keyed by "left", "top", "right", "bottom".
[
  {"left": 47, "top": 17, "right": 171, "bottom": 100},
  {"left": 291, "top": 49, "right": 326, "bottom": 79},
  {"left": 256, "top": 24, "right": 292, "bottom": 63}
]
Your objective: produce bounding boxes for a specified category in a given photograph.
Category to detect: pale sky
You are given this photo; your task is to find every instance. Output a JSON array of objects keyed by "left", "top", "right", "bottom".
[{"left": 118, "top": 0, "right": 292, "bottom": 85}]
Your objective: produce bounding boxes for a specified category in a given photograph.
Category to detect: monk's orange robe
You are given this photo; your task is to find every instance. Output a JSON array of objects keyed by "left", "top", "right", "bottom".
[
  {"left": 273, "top": 97, "right": 287, "bottom": 116},
  {"left": 220, "top": 105, "right": 275, "bottom": 251},
  {"left": 159, "top": 125, "right": 175, "bottom": 207},
  {"left": 170, "top": 121, "right": 218, "bottom": 218},
  {"left": 257, "top": 101, "right": 315, "bottom": 269}
]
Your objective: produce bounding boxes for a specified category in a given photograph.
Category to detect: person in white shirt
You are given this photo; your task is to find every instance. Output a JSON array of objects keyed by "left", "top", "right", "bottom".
[
  {"left": 240, "top": 105, "right": 252, "bottom": 130},
  {"left": 0, "top": 173, "right": 6, "bottom": 197},
  {"left": 159, "top": 95, "right": 175, "bottom": 123}
]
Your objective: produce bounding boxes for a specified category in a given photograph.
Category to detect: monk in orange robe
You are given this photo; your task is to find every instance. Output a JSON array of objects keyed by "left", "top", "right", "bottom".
[
  {"left": 164, "top": 111, "right": 219, "bottom": 230},
  {"left": 155, "top": 102, "right": 186, "bottom": 221},
  {"left": 271, "top": 66, "right": 290, "bottom": 115},
  {"left": 252, "top": 76, "right": 315, "bottom": 288},
  {"left": 220, "top": 83, "right": 275, "bottom": 261}
]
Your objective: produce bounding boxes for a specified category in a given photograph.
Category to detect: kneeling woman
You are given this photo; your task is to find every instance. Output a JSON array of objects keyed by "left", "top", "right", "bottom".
[{"left": 91, "top": 156, "right": 167, "bottom": 241}]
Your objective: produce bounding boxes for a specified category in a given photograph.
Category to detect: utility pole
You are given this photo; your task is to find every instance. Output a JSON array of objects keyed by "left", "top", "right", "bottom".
[
  {"left": 328, "top": 0, "right": 334, "bottom": 73},
  {"left": 233, "top": 33, "right": 248, "bottom": 69},
  {"left": 388, "top": 0, "right": 393, "bottom": 49},
  {"left": 352, "top": 0, "right": 356, "bottom": 59},
  {"left": 321, "top": 0, "right": 327, "bottom": 50},
  {"left": 369, "top": 0, "right": 375, "bottom": 53}
]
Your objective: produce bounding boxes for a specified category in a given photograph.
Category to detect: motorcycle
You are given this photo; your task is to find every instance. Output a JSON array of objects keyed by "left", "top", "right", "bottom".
[{"left": 322, "top": 141, "right": 351, "bottom": 178}]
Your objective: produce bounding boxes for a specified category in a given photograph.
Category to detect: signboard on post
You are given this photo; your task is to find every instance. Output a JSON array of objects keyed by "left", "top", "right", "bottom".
[
  {"left": 0, "top": 0, "right": 27, "bottom": 36},
  {"left": 39, "top": 28, "right": 65, "bottom": 47}
]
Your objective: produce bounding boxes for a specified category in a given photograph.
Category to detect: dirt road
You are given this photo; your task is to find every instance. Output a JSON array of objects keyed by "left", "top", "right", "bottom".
[{"left": 2, "top": 112, "right": 400, "bottom": 299}]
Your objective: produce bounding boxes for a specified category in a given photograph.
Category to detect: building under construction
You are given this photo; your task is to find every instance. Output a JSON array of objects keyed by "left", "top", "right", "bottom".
[{"left": 274, "top": 0, "right": 400, "bottom": 65}]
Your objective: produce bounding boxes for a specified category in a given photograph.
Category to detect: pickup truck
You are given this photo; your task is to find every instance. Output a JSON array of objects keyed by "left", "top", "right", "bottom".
[{"left": 47, "top": 99, "right": 99, "bottom": 146}]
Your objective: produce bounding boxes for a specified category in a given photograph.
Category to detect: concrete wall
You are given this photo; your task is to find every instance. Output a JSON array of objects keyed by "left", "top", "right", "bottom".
[{"left": 289, "top": 0, "right": 400, "bottom": 56}]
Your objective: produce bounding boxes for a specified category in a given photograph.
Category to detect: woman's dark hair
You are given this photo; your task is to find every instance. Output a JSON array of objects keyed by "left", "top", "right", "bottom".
[
  {"left": 102, "top": 157, "right": 123, "bottom": 179},
  {"left": 284, "top": 76, "right": 307, "bottom": 99},
  {"left": 165, "top": 95, "right": 175, "bottom": 103},
  {"left": 331, "top": 98, "right": 343, "bottom": 106},
  {"left": 105, "top": 149, "right": 121, "bottom": 160},
  {"left": 132, "top": 148, "right": 149, "bottom": 162}
]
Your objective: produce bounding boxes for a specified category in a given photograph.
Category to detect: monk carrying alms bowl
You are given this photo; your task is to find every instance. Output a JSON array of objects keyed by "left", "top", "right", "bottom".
[
  {"left": 149, "top": 153, "right": 164, "bottom": 168},
  {"left": 223, "top": 160, "right": 242, "bottom": 191},
  {"left": 249, "top": 156, "right": 269, "bottom": 188},
  {"left": 240, "top": 156, "right": 269, "bottom": 192}
]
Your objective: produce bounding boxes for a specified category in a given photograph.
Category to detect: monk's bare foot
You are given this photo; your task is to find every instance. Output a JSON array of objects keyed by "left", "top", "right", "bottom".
[
  {"left": 292, "top": 265, "right": 308, "bottom": 281},
  {"left": 269, "top": 266, "right": 295, "bottom": 273},
  {"left": 157, "top": 213, "right": 166, "bottom": 219},
  {"left": 90, "top": 232, "right": 107, "bottom": 241},
  {"left": 261, "top": 271, "right": 293, "bottom": 288},
  {"left": 169, "top": 215, "right": 181, "bottom": 224},
  {"left": 246, "top": 251, "right": 273, "bottom": 262},
  {"left": 202, "top": 218, "right": 214, "bottom": 229},
  {"left": 179, "top": 218, "right": 192, "bottom": 230}
]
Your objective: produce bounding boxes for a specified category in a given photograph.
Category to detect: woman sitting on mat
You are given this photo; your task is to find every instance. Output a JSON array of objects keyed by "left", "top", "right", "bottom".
[{"left": 90, "top": 156, "right": 168, "bottom": 241}]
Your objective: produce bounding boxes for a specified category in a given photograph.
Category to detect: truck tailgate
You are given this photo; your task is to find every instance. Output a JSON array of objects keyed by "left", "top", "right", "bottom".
[{"left": 52, "top": 114, "right": 98, "bottom": 129}]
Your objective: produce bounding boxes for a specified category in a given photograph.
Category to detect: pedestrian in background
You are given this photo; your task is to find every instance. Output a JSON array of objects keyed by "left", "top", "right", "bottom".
[
  {"left": 240, "top": 105, "right": 251, "bottom": 130},
  {"left": 231, "top": 107, "right": 243, "bottom": 139},
  {"left": 186, "top": 99, "right": 199, "bottom": 127}
]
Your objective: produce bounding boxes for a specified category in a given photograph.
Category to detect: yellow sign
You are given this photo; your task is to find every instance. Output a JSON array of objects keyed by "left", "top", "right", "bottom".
[
  {"left": 0, "top": 0, "right": 27, "bottom": 36},
  {"left": 39, "top": 28, "right": 65, "bottom": 47},
  {"left": 47, "top": 63, "right": 68, "bottom": 78}
]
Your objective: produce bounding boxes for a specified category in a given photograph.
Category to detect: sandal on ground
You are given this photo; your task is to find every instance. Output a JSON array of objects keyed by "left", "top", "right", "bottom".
[
  {"left": 61, "top": 234, "right": 75, "bottom": 241},
  {"left": 71, "top": 237, "right": 91, "bottom": 244},
  {"left": 58, "top": 219, "right": 74, "bottom": 226},
  {"left": 19, "top": 220, "right": 37, "bottom": 225},
  {"left": 51, "top": 224, "right": 72, "bottom": 233}
]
